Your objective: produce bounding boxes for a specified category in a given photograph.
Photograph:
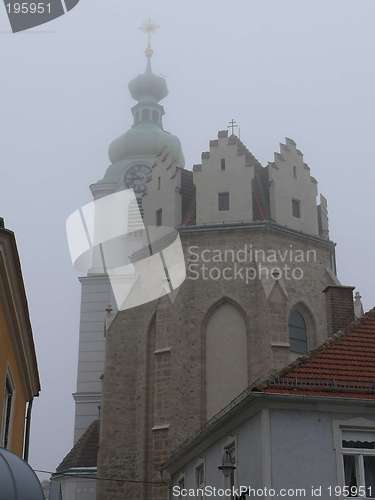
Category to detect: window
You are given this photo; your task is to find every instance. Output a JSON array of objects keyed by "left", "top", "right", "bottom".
[
  {"left": 341, "top": 429, "right": 375, "bottom": 498},
  {"left": 2, "top": 375, "right": 14, "bottom": 449},
  {"left": 176, "top": 476, "right": 185, "bottom": 499},
  {"left": 293, "top": 165, "right": 297, "bottom": 178},
  {"left": 221, "top": 158, "right": 226, "bottom": 171},
  {"left": 218, "top": 192, "right": 230, "bottom": 211},
  {"left": 292, "top": 199, "right": 301, "bottom": 218},
  {"left": 152, "top": 110, "right": 159, "bottom": 123},
  {"left": 157, "top": 177, "right": 161, "bottom": 190},
  {"left": 156, "top": 209, "right": 162, "bottom": 226},
  {"left": 195, "top": 463, "right": 205, "bottom": 498},
  {"left": 288, "top": 310, "right": 307, "bottom": 353}
]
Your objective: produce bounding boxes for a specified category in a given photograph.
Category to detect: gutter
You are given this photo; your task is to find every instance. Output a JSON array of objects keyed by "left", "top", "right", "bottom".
[
  {"left": 23, "top": 399, "right": 33, "bottom": 462},
  {"left": 164, "top": 392, "right": 375, "bottom": 475}
]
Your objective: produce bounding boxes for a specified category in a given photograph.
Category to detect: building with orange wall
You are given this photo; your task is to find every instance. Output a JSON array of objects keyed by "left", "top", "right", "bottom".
[{"left": 0, "top": 218, "right": 40, "bottom": 459}]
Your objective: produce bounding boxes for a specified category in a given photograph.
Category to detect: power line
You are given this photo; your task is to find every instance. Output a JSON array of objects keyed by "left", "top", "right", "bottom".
[{"left": 34, "top": 469, "right": 167, "bottom": 486}]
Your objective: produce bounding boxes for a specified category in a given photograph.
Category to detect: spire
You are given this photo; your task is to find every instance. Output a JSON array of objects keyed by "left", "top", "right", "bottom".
[
  {"left": 128, "top": 19, "right": 167, "bottom": 104},
  {"left": 139, "top": 18, "right": 159, "bottom": 74},
  {"left": 107, "top": 21, "right": 185, "bottom": 167}
]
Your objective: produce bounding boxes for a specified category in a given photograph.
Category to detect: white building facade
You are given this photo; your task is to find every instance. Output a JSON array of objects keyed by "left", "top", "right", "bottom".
[{"left": 165, "top": 310, "right": 375, "bottom": 500}]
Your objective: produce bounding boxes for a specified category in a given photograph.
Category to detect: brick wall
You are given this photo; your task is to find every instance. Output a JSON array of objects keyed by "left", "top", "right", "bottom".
[{"left": 323, "top": 285, "right": 355, "bottom": 336}]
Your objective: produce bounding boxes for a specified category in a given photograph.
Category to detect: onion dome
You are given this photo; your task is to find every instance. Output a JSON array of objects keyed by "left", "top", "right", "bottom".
[
  {"left": 128, "top": 58, "right": 168, "bottom": 103},
  {"left": 107, "top": 30, "right": 185, "bottom": 169},
  {"left": 0, "top": 448, "right": 45, "bottom": 500}
]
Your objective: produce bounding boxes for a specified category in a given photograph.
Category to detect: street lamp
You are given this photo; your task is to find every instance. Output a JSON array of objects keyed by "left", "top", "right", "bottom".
[{"left": 218, "top": 448, "right": 236, "bottom": 496}]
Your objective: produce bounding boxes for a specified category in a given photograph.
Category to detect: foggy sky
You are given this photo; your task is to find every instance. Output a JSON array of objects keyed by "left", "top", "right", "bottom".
[{"left": 0, "top": 0, "right": 374, "bottom": 479}]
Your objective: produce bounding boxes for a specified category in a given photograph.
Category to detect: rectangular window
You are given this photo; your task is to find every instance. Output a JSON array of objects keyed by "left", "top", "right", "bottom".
[
  {"left": 2, "top": 376, "right": 14, "bottom": 449},
  {"left": 221, "top": 158, "right": 226, "bottom": 171},
  {"left": 156, "top": 209, "right": 163, "bottom": 226},
  {"left": 157, "top": 177, "right": 161, "bottom": 190},
  {"left": 218, "top": 192, "right": 230, "bottom": 211},
  {"left": 341, "top": 429, "right": 375, "bottom": 498},
  {"left": 292, "top": 199, "right": 301, "bottom": 218}
]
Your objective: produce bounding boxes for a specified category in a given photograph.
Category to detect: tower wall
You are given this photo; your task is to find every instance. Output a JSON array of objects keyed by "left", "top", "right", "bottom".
[
  {"left": 97, "top": 224, "right": 337, "bottom": 500},
  {"left": 73, "top": 275, "right": 111, "bottom": 442}
]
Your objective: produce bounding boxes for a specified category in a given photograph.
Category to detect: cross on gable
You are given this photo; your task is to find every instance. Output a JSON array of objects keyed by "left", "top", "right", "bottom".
[{"left": 228, "top": 119, "right": 239, "bottom": 136}]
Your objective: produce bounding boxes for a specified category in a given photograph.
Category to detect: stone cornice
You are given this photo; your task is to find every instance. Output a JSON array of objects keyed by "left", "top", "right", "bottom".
[{"left": 178, "top": 220, "right": 336, "bottom": 250}]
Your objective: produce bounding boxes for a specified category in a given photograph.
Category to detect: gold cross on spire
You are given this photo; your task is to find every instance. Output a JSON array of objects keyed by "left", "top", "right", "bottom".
[{"left": 139, "top": 18, "right": 160, "bottom": 59}]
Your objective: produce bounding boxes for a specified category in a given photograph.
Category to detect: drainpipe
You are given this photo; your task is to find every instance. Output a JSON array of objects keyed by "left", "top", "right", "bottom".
[{"left": 23, "top": 399, "right": 33, "bottom": 462}]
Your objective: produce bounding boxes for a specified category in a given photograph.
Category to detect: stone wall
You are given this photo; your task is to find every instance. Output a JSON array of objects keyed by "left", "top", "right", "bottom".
[{"left": 97, "top": 223, "right": 337, "bottom": 500}]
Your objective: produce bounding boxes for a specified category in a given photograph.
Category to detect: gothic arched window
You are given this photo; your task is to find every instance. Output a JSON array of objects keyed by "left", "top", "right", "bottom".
[
  {"left": 205, "top": 300, "right": 248, "bottom": 419},
  {"left": 288, "top": 309, "right": 307, "bottom": 354}
]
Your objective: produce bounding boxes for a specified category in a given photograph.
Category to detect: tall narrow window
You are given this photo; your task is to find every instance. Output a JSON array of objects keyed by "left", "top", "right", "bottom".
[
  {"left": 156, "top": 209, "right": 162, "bottom": 226},
  {"left": 293, "top": 165, "right": 297, "bottom": 178},
  {"left": 288, "top": 309, "right": 307, "bottom": 353},
  {"left": 157, "top": 177, "right": 161, "bottom": 190},
  {"left": 177, "top": 476, "right": 185, "bottom": 499},
  {"left": 195, "top": 463, "right": 205, "bottom": 498},
  {"left": 221, "top": 158, "right": 226, "bottom": 171},
  {"left": 2, "top": 376, "right": 14, "bottom": 449},
  {"left": 218, "top": 192, "right": 230, "bottom": 211},
  {"left": 206, "top": 302, "right": 247, "bottom": 419},
  {"left": 292, "top": 199, "right": 301, "bottom": 218},
  {"left": 152, "top": 110, "right": 159, "bottom": 123}
]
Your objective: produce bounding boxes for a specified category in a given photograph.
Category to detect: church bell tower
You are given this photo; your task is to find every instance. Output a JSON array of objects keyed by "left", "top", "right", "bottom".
[{"left": 72, "top": 20, "right": 185, "bottom": 443}]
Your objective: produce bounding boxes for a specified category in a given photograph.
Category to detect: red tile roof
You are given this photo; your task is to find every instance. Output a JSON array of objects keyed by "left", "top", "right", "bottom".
[{"left": 261, "top": 309, "right": 375, "bottom": 398}]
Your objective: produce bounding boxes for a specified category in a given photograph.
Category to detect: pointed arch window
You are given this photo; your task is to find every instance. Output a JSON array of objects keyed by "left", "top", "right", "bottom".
[{"left": 288, "top": 309, "right": 307, "bottom": 353}]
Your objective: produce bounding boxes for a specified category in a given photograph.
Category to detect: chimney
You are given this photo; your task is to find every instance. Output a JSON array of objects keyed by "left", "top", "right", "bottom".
[{"left": 323, "top": 285, "right": 355, "bottom": 336}]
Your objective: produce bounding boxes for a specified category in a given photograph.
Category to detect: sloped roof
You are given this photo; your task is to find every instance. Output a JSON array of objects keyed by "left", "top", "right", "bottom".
[
  {"left": 164, "top": 308, "right": 375, "bottom": 469},
  {"left": 261, "top": 308, "right": 375, "bottom": 398},
  {"left": 57, "top": 420, "right": 99, "bottom": 472}
]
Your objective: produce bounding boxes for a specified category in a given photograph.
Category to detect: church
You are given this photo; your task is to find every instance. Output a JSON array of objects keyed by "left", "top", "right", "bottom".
[{"left": 51, "top": 22, "right": 365, "bottom": 500}]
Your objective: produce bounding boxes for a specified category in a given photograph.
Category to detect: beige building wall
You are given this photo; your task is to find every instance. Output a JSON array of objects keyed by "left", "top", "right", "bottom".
[
  {"left": 194, "top": 132, "right": 256, "bottom": 225},
  {"left": 143, "top": 154, "right": 183, "bottom": 228}
]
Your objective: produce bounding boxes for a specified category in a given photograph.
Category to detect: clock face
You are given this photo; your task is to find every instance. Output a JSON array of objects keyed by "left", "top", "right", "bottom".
[{"left": 125, "top": 164, "right": 151, "bottom": 195}]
